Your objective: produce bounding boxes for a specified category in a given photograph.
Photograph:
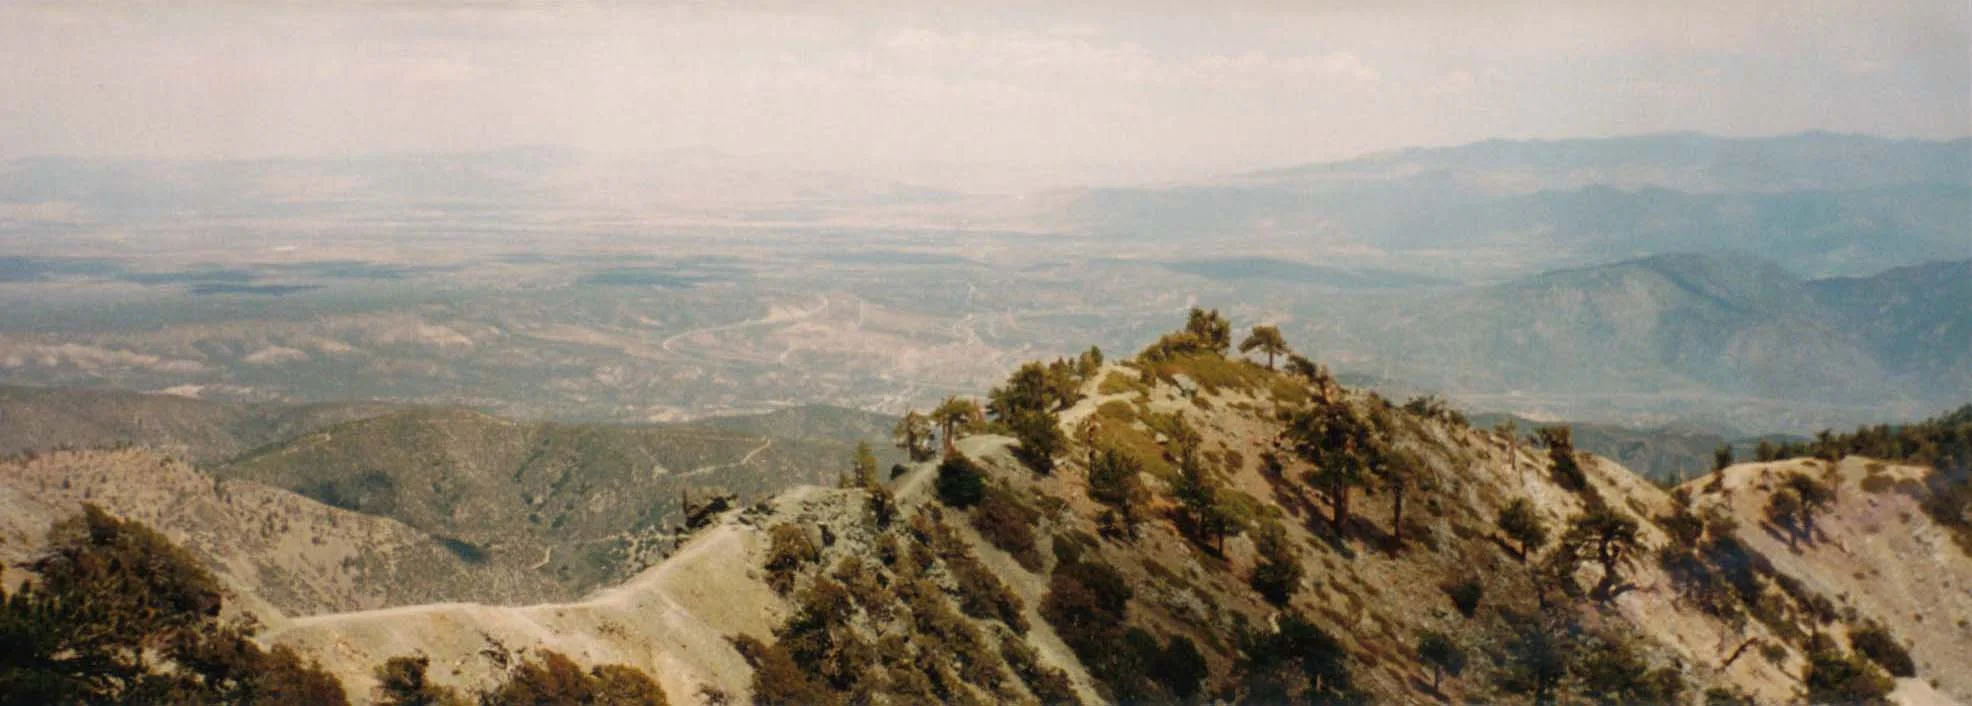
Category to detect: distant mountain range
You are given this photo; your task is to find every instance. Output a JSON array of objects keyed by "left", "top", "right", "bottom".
[
  {"left": 1054, "top": 132, "right": 1969, "bottom": 281},
  {"left": 1308, "top": 253, "right": 1970, "bottom": 433}
]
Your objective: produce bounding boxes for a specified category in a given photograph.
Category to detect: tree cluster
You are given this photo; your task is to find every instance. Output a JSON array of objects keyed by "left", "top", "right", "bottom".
[
  {"left": 1284, "top": 401, "right": 1393, "bottom": 537},
  {"left": 1086, "top": 447, "right": 1149, "bottom": 539},
  {"left": 988, "top": 358, "right": 1090, "bottom": 473},
  {"left": 1, "top": 507, "right": 670, "bottom": 706},
  {"left": 1139, "top": 307, "right": 1234, "bottom": 362},
  {"left": 1764, "top": 404, "right": 1972, "bottom": 552},
  {"left": 1162, "top": 413, "right": 1243, "bottom": 553},
  {"left": 1487, "top": 608, "right": 1684, "bottom": 706},
  {"left": 0, "top": 505, "right": 348, "bottom": 706}
]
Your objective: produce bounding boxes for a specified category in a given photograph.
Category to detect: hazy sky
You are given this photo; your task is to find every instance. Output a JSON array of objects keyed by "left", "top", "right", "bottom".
[{"left": 2, "top": 1, "right": 1966, "bottom": 185}]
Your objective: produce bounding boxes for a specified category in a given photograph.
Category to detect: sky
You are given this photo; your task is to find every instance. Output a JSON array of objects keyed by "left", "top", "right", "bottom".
[{"left": 1, "top": 1, "right": 1966, "bottom": 188}]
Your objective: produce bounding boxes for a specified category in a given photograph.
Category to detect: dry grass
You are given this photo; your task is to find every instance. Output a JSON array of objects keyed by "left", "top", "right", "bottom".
[
  {"left": 1099, "top": 371, "right": 1150, "bottom": 397},
  {"left": 1090, "top": 419, "right": 1176, "bottom": 483},
  {"left": 1145, "top": 353, "right": 1269, "bottom": 394}
]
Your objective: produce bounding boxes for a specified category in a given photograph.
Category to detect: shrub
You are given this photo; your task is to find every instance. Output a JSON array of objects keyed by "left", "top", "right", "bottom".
[
  {"left": 765, "top": 524, "right": 819, "bottom": 594},
  {"left": 1804, "top": 648, "right": 1894, "bottom": 706},
  {"left": 1009, "top": 409, "right": 1067, "bottom": 474},
  {"left": 948, "top": 550, "right": 1030, "bottom": 634},
  {"left": 1704, "top": 686, "right": 1757, "bottom": 706},
  {"left": 482, "top": 650, "right": 598, "bottom": 706},
  {"left": 479, "top": 650, "right": 671, "bottom": 705},
  {"left": 936, "top": 454, "right": 987, "bottom": 508},
  {"left": 1041, "top": 559, "right": 1135, "bottom": 695},
  {"left": 973, "top": 487, "right": 1044, "bottom": 571},
  {"left": 1150, "top": 634, "right": 1209, "bottom": 700},
  {"left": 1240, "top": 612, "right": 1355, "bottom": 703},
  {"left": 1498, "top": 497, "right": 1549, "bottom": 560},
  {"left": 742, "top": 637, "right": 841, "bottom": 706},
  {"left": 376, "top": 655, "right": 469, "bottom": 706},
  {"left": 1442, "top": 577, "right": 1484, "bottom": 618},
  {"left": 1575, "top": 634, "right": 1684, "bottom": 706},
  {"left": 1416, "top": 630, "right": 1466, "bottom": 691},
  {"left": 590, "top": 664, "right": 669, "bottom": 705},
  {"left": 1539, "top": 426, "right": 1588, "bottom": 492},
  {"left": 1001, "top": 636, "right": 1080, "bottom": 705},
  {"left": 1848, "top": 622, "right": 1916, "bottom": 677},
  {"left": 1249, "top": 522, "right": 1303, "bottom": 606}
]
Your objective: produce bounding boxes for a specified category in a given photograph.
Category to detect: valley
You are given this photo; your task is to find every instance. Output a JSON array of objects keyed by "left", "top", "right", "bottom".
[{"left": 2, "top": 133, "right": 1966, "bottom": 436}]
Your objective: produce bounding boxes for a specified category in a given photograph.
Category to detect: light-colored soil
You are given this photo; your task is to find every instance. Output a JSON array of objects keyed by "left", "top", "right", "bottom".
[
  {"left": 263, "top": 513, "right": 781, "bottom": 704},
  {"left": 1690, "top": 458, "right": 1972, "bottom": 702}
]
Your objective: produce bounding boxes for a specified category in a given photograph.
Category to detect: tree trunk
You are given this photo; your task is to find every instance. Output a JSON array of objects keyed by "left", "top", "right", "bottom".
[
  {"left": 1391, "top": 486, "right": 1405, "bottom": 546},
  {"left": 1721, "top": 637, "right": 1759, "bottom": 668},
  {"left": 1266, "top": 351, "right": 1275, "bottom": 370},
  {"left": 1333, "top": 482, "right": 1350, "bottom": 534}
]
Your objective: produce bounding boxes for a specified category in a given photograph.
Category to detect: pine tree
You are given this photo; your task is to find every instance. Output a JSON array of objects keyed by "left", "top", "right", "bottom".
[
  {"left": 1498, "top": 497, "right": 1549, "bottom": 561},
  {"left": 1238, "top": 325, "right": 1291, "bottom": 370},
  {"left": 892, "top": 410, "right": 934, "bottom": 462}
]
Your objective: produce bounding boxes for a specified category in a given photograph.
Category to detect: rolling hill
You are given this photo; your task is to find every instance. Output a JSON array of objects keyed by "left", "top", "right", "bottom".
[
  {"left": 0, "top": 383, "right": 395, "bottom": 463},
  {"left": 1307, "top": 253, "right": 1971, "bottom": 433},
  {"left": 213, "top": 407, "right": 872, "bottom": 593}
]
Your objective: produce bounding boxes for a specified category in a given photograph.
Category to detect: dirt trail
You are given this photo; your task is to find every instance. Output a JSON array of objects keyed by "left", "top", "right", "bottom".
[
  {"left": 675, "top": 437, "right": 774, "bottom": 478},
  {"left": 263, "top": 513, "right": 784, "bottom": 705},
  {"left": 660, "top": 293, "right": 830, "bottom": 361}
]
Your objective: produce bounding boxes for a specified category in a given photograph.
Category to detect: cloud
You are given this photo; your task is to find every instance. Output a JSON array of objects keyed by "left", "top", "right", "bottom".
[
  {"left": 1190, "top": 51, "right": 1380, "bottom": 83},
  {"left": 0, "top": 2, "right": 1961, "bottom": 182}
]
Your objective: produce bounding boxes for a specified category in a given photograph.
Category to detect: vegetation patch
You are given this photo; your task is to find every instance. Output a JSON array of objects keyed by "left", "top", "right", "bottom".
[
  {"left": 1089, "top": 419, "right": 1176, "bottom": 482},
  {"left": 973, "top": 486, "right": 1045, "bottom": 571},
  {"left": 1145, "top": 352, "right": 1266, "bottom": 395},
  {"left": 1098, "top": 371, "right": 1149, "bottom": 397},
  {"left": 1095, "top": 399, "right": 1138, "bottom": 425}
]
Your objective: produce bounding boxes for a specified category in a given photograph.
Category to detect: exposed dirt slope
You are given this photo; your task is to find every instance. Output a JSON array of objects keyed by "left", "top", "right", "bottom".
[{"left": 1686, "top": 457, "right": 1972, "bottom": 701}]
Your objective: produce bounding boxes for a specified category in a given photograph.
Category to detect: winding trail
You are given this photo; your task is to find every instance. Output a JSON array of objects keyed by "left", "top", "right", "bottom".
[
  {"left": 676, "top": 437, "right": 774, "bottom": 479},
  {"left": 658, "top": 293, "right": 830, "bottom": 362}
]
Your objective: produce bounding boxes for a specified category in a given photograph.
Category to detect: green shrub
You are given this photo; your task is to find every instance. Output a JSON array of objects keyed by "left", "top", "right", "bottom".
[
  {"left": 936, "top": 454, "right": 987, "bottom": 508},
  {"left": 1416, "top": 630, "right": 1466, "bottom": 691},
  {"left": 973, "top": 486, "right": 1044, "bottom": 571},
  {"left": 948, "top": 550, "right": 1030, "bottom": 634},
  {"left": 1001, "top": 636, "right": 1081, "bottom": 706},
  {"left": 1848, "top": 622, "right": 1916, "bottom": 677},
  {"left": 1442, "top": 577, "right": 1483, "bottom": 618},
  {"left": 1804, "top": 647, "right": 1894, "bottom": 706},
  {"left": 1249, "top": 522, "right": 1303, "bottom": 606},
  {"left": 1041, "top": 559, "right": 1134, "bottom": 694},
  {"left": 1009, "top": 409, "right": 1067, "bottom": 474}
]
